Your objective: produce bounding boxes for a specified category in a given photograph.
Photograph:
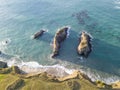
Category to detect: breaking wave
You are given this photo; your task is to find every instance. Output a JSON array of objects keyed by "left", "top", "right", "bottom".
[{"left": 0, "top": 55, "right": 118, "bottom": 84}]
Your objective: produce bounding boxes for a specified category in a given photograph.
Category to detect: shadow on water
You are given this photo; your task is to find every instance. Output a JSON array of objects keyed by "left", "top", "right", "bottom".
[
  {"left": 87, "top": 39, "right": 120, "bottom": 76},
  {"left": 54, "top": 30, "right": 120, "bottom": 77},
  {"left": 56, "top": 30, "right": 79, "bottom": 63}
]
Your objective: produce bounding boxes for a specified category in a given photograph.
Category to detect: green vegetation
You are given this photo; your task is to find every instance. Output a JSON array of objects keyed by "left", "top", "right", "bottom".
[
  {"left": 0, "top": 74, "right": 6, "bottom": 81},
  {"left": 0, "top": 66, "right": 117, "bottom": 90}
]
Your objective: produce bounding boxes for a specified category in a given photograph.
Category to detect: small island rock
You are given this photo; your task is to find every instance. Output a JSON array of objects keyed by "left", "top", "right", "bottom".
[
  {"left": 77, "top": 31, "right": 92, "bottom": 58},
  {"left": 33, "top": 30, "right": 45, "bottom": 39},
  {"left": 51, "top": 26, "right": 69, "bottom": 58}
]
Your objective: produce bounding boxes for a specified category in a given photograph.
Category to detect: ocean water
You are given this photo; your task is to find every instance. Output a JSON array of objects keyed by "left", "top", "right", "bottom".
[{"left": 0, "top": 0, "right": 120, "bottom": 84}]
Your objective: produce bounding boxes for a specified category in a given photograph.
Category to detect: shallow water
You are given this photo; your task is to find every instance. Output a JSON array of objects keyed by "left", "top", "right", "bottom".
[{"left": 0, "top": 0, "right": 120, "bottom": 84}]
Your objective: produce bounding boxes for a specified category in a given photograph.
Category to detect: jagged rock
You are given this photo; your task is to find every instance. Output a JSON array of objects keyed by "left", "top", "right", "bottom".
[
  {"left": 33, "top": 30, "right": 45, "bottom": 39},
  {"left": 95, "top": 80, "right": 112, "bottom": 89},
  {"left": 0, "top": 66, "right": 22, "bottom": 74},
  {"left": 77, "top": 31, "right": 92, "bottom": 58},
  {"left": 0, "top": 61, "right": 8, "bottom": 68},
  {"left": 12, "top": 66, "right": 22, "bottom": 74},
  {"left": 51, "top": 26, "right": 69, "bottom": 58}
]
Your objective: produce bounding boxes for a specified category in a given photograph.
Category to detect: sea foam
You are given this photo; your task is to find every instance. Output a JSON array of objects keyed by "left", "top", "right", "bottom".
[
  {"left": 66, "top": 26, "right": 71, "bottom": 38},
  {"left": 0, "top": 38, "right": 11, "bottom": 52},
  {"left": 0, "top": 54, "right": 119, "bottom": 84},
  {"left": 2, "top": 56, "right": 120, "bottom": 85},
  {"left": 7, "top": 58, "right": 74, "bottom": 77}
]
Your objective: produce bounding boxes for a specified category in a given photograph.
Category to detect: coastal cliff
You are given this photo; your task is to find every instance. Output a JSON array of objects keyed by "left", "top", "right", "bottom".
[{"left": 0, "top": 65, "right": 119, "bottom": 90}]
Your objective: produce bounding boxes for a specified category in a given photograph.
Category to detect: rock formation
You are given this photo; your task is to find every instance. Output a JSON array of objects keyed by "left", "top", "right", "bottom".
[
  {"left": 33, "top": 30, "right": 45, "bottom": 39},
  {"left": 0, "top": 61, "right": 8, "bottom": 68},
  {"left": 77, "top": 31, "right": 92, "bottom": 58},
  {"left": 51, "top": 26, "right": 69, "bottom": 58}
]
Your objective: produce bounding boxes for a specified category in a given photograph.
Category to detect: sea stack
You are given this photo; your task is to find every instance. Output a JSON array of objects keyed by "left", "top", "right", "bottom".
[
  {"left": 77, "top": 31, "right": 92, "bottom": 58},
  {"left": 51, "top": 26, "right": 69, "bottom": 58},
  {"left": 33, "top": 30, "right": 45, "bottom": 39}
]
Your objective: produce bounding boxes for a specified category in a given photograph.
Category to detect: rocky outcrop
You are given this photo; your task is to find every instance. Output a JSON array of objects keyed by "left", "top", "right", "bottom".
[
  {"left": 51, "top": 26, "right": 69, "bottom": 58},
  {"left": 0, "top": 66, "right": 22, "bottom": 74},
  {"left": 0, "top": 61, "right": 8, "bottom": 68},
  {"left": 77, "top": 32, "right": 92, "bottom": 58},
  {"left": 95, "top": 80, "right": 112, "bottom": 89},
  {"left": 11, "top": 66, "right": 22, "bottom": 74},
  {"left": 33, "top": 30, "right": 45, "bottom": 39},
  {"left": 112, "top": 81, "right": 120, "bottom": 89}
]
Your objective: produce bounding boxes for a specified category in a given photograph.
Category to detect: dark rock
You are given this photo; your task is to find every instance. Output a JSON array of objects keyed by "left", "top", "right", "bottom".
[
  {"left": 77, "top": 32, "right": 92, "bottom": 58},
  {"left": 12, "top": 66, "right": 21, "bottom": 74},
  {"left": 51, "top": 26, "right": 69, "bottom": 58},
  {"left": 0, "top": 66, "right": 23, "bottom": 74},
  {"left": 33, "top": 30, "right": 45, "bottom": 39},
  {"left": 0, "top": 61, "right": 8, "bottom": 68}
]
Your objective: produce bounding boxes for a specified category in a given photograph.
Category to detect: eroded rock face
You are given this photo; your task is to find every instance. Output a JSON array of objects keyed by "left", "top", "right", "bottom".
[
  {"left": 0, "top": 61, "right": 8, "bottom": 68},
  {"left": 77, "top": 32, "right": 92, "bottom": 58},
  {"left": 33, "top": 30, "right": 45, "bottom": 39},
  {"left": 12, "top": 66, "right": 22, "bottom": 74},
  {"left": 51, "top": 27, "right": 69, "bottom": 58}
]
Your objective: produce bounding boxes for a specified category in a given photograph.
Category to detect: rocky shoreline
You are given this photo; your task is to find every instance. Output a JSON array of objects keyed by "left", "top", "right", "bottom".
[
  {"left": 0, "top": 61, "right": 120, "bottom": 90},
  {"left": 0, "top": 27, "right": 119, "bottom": 90},
  {"left": 0, "top": 61, "right": 8, "bottom": 68}
]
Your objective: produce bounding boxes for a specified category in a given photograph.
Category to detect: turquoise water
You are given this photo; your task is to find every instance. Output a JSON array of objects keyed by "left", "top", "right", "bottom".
[{"left": 0, "top": 0, "right": 120, "bottom": 83}]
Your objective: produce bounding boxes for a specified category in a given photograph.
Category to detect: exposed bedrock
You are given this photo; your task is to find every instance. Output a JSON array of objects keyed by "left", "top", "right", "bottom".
[
  {"left": 77, "top": 31, "right": 92, "bottom": 58},
  {"left": 33, "top": 30, "right": 45, "bottom": 39},
  {"left": 51, "top": 26, "right": 69, "bottom": 58},
  {"left": 0, "top": 61, "right": 8, "bottom": 68}
]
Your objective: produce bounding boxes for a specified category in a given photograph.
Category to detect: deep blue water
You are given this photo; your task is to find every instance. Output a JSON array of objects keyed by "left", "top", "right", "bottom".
[{"left": 0, "top": 0, "right": 120, "bottom": 83}]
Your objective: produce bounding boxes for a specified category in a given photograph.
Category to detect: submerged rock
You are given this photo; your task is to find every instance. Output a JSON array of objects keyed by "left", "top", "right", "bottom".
[
  {"left": 33, "top": 30, "right": 45, "bottom": 39},
  {"left": 77, "top": 31, "right": 92, "bottom": 58},
  {"left": 0, "top": 61, "right": 8, "bottom": 68},
  {"left": 72, "top": 10, "right": 90, "bottom": 25},
  {"left": 51, "top": 26, "right": 69, "bottom": 58}
]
